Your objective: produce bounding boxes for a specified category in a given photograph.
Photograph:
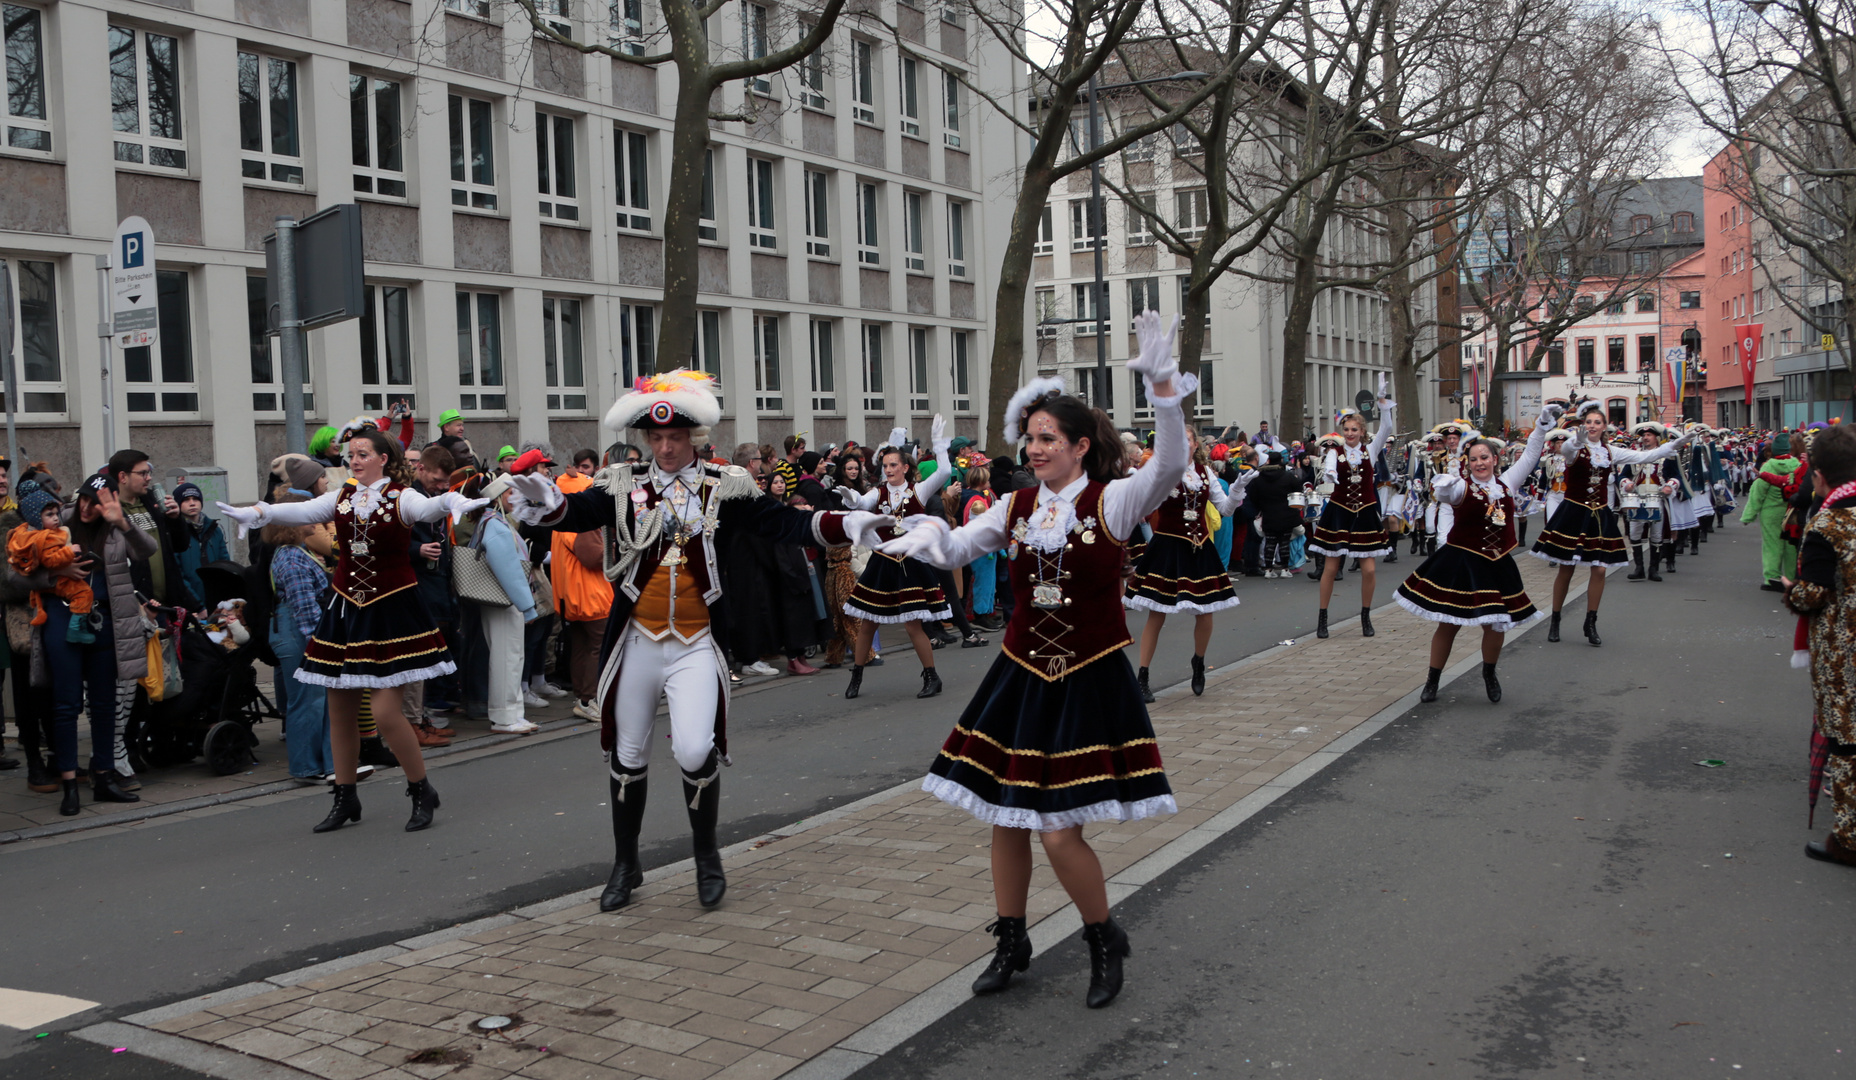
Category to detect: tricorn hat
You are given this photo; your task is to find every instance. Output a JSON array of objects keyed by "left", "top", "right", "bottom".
[{"left": 605, "top": 370, "right": 723, "bottom": 431}]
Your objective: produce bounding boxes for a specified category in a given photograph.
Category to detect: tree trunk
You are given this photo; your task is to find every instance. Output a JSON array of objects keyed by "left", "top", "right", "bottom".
[
  {"left": 655, "top": 66, "right": 717, "bottom": 373},
  {"left": 1279, "top": 254, "right": 1320, "bottom": 442},
  {"left": 983, "top": 167, "right": 1055, "bottom": 449}
]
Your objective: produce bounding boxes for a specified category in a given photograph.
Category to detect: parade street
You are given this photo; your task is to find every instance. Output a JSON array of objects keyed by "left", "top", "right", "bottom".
[{"left": 3, "top": 527, "right": 1845, "bottom": 1080}]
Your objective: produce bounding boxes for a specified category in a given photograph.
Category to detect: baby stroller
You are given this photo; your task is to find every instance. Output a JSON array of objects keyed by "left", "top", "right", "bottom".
[{"left": 136, "top": 562, "right": 283, "bottom": 776}]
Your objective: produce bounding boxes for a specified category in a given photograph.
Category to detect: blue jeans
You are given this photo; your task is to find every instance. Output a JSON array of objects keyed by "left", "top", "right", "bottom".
[
  {"left": 43, "top": 597, "right": 116, "bottom": 775},
  {"left": 523, "top": 611, "right": 554, "bottom": 683},
  {"left": 457, "top": 601, "right": 489, "bottom": 711},
  {"left": 273, "top": 602, "right": 332, "bottom": 779}
]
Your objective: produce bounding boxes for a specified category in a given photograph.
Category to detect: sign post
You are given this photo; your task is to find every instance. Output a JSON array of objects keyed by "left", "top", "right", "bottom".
[
  {"left": 264, "top": 204, "right": 364, "bottom": 455},
  {"left": 0, "top": 261, "right": 15, "bottom": 480},
  {"left": 106, "top": 216, "right": 158, "bottom": 457}
]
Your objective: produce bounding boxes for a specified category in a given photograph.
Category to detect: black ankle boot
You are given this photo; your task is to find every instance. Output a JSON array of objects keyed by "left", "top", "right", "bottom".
[
  {"left": 1419, "top": 666, "right": 1442, "bottom": 704},
  {"left": 1360, "top": 607, "right": 1375, "bottom": 637},
  {"left": 91, "top": 769, "right": 139, "bottom": 804},
  {"left": 917, "top": 667, "right": 943, "bottom": 699},
  {"left": 601, "top": 771, "right": 648, "bottom": 912},
  {"left": 684, "top": 757, "right": 725, "bottom": 908},
  {"left": 359, "top": 737, "right": 399, "bottom": 769},
  {"left": 27, "top": 751, "right": 57, "bottom": 792},
  {"left": 1137, "top": 667, "right": 1155, "bottom": 704},
  {"left": 1583, "top": 611, "right": 1602, "bottom": 647},
  {"left": 1547, "top": 612, "right": 1561, "bottom": 642},
  {"left": 844, "top": 664, "right": 864, "bottom": 700},
  {"left": 404, "top": 777, "right": 440, "bottom": 832},
  {"left": 1190, "top": 656, "right": 1206, "bottom": 696},
  {"left": 1482, "top": 662, "right": 1501, "bottom": 703},
  {"left": 59, "top": 777, "right": 81, "bottom": 816},
  {"left": 971, "top": 915, "right": 1031, "bottom": 995},
  {"left": 1689, "top": 530, "right": 1699, "bottom": 555},
  {"left": 1081, "top": 917, "right": 1131, "bottom": 1008},
  {"left": 314, "top": 783, "right": 361, "bottom": 833},
  {"left": 1627, "top": 546, "right": 1646, "bottom": 580},
  {"left": 1316, "top": 609, "right": 1330, "bottom": 639}
]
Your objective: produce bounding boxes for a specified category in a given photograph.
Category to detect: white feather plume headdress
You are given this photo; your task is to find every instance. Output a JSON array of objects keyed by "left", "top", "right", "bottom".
[
  {"left": 604, "top": 369, "right": 723, "bottom": 431},
  {"left": 1003, "top": 375, "right": 1068, "bottom": 444}
]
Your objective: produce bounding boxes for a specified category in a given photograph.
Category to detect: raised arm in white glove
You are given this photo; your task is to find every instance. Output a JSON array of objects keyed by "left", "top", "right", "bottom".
[
  {"left": 506, "top": 471, "right": 563, "bottom": 524},
  {"left": 930, "top": 413, "right": 951, "bottom": 461},
  {"left": 440, "top": 493, "right": 490, "bottom": 524},
  {"left": 1535, "top": 402, "right": 1565, "bottom": 430},
  {"left": 875, "top": 515, "right": 950, "bottom": 563},
  {"left": 840, "top": 511, "right": 899, "bottom": 550},
  {"left": 1126, "top": 310, "right": 1180, "bottom": 396},
  {"left": 215, "top": 501, "right": 266, "bottom": 540}
]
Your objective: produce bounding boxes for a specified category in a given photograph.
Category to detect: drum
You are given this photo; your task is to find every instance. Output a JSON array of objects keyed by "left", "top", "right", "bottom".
[
  {"left": 1618, "top": 493, "right": 1646, "bottom": 509},
  {"left": 1288, "top": 491, "right": 1306, "bottom": 507}
]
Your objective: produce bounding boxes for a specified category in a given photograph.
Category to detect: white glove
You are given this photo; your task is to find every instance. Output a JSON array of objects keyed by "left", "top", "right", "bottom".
[
  {"left": 930, "top": 414, "right": 951, "bottom": 460},
  {"left": 1375, "top": 373, "right": 1393, "bottom": 408},
  {"left": 886, "top": 426, "right": 908, "bottom": 451},
  {"left": 1536, "top": 402, "right": 1564, "bottom": 430},
  {"left": 505, "top": 472, "right": 562, "bottom": 524},
  {"left": 841, "top": 510, "right": 898, "bottom": 549},
  {"left": 875, "top": 515, "right": 949, "bottom": 562},
  {"left": 1228, "top": 468, "right": 1256, "bottom": 495},
  {"left": 216, "top": 501, "right": 267, "bottom": 540},
  {"left": 445, "top": 494, "right": 491, "bottom": 524},
  {"left": 1673, "top": 431, "right": 1697, "bottom": 449},
  {"left": 1127, "top": 310, "right": 1180, "bottom": 386}
]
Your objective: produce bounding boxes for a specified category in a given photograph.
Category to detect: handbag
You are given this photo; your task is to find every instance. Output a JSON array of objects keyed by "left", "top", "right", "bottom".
[
  {"left": 139, "top": 613, "right": 183, "bottom": 702},
  {"left": 453, "top": 512, "right": 518, "bottom": 607}
]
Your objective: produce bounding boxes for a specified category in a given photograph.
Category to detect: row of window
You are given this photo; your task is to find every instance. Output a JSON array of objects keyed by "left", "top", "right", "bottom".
[
  {"left": 1034, "top": 190, "right": 1211, "bottom": 254},
  {"left": 1566, "top": 335, "right": 1663, "bottom": 376},
  {"left": 1033, "top": 276, "right": 1206, "bottom": 338},
  {"left": 0, "top": 255, "right": 976, "bottom": 419}
]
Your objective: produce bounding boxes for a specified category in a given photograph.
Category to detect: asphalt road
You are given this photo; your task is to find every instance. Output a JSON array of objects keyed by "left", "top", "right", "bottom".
[
  {"left": 1, "top": 554, "right": 1414, "bottom": 1077},
  {"left": 861, "top": 526, "right": 1855, "bottom": 1079}
]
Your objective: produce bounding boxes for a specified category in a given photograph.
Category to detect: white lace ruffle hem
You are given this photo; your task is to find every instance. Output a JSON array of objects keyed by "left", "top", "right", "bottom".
[{"left": 921, "top": 773, "right": 1178, "bottom": 833}]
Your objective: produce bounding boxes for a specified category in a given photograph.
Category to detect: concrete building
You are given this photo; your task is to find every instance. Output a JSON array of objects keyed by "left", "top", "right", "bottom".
[{"left": 0, "top": 0, "right": 1021, "bottom": 499}]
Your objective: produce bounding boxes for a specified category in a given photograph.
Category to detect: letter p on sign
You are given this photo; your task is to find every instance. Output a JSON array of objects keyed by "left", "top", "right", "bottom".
[{"left": 121, "top": 231, "right": 144, "bottom": 268}]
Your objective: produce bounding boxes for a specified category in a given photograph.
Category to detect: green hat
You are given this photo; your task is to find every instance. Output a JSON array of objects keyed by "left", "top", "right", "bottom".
[
  {"left": 918, "top": 460, "right": 937, "bottom": 481},
  {"left": 307, "top": 425, "right": 339, "bottom": 457},
  {"left": 439, "top": 409, "right": 462, "bottom": 427},
  {"left": 498, "top": 445, "right": 518, "bottom": 461},
  {"left": 1773, "top": 433, "right": 1791, "bottom": 453}
]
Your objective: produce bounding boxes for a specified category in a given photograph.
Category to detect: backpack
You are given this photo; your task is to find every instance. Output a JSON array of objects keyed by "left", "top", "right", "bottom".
[{"left": 240, "top": 551, "right": 280, "bottom": 667}]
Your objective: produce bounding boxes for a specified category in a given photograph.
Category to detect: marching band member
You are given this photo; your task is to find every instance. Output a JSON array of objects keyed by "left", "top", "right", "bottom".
[
  {"left": 1309, "top": 379, "right": 1397, "bottom": 639},
  {"left": 1126, "top": 432, "right": 1251, "bottom": 700},
  {"left": 1406, "top": 432, "right": 1444, "bottom": 556},
  {"left": 1542, "top": 428, "right": 1573, "bottom": 518},
  {"left": 1396, "top": 404, "right": 1562, "bottom": 704},
  {"left": 503, "top": 372, "right": 891, "bottom": 913},
  {"left": 1621, "top": 422, "right": 1678, "bottom": 582},
  {"left": 877, "top": 312, "right": 1189, "bottom": 1010}
]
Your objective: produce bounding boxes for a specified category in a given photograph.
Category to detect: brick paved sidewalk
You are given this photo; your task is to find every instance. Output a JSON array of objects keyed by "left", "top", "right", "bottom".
[{"left": 113, "top": 556, "right": 1577, "bottom": 1080}]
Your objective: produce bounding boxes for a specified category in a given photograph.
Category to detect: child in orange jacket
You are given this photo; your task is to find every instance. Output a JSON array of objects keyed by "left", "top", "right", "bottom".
[{"left": 8, "top": 480, "right": 96, "bottom": 644}]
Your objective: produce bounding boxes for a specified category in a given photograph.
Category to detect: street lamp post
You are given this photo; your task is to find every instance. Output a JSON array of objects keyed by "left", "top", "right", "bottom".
[{"left": 1083, "top": 70, "right": 1207, "bottom": 415}]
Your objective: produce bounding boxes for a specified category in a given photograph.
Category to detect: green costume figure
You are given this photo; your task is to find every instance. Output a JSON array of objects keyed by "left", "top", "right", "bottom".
[{"left": 1744, "top": 433, "right": 1802, "bottom": 587}]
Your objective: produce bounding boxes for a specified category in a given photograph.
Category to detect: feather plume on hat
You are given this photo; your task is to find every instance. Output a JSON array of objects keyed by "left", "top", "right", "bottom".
[
  {"left": 1003, "top": 375, "right": 1068, "bottom": 444},
  {"left": 604, "top": 369, "right": 722, "bottom": 430}
]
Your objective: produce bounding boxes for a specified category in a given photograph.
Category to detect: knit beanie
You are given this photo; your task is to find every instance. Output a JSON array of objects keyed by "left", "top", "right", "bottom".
[{"left": 17, "top": 480, "right": 58, "bottom": 528}]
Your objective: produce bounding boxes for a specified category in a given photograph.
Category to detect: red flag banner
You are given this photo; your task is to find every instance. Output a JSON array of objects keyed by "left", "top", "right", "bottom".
[{"left": 1739, "top": 323, "right": 1763, "bottom": 413}]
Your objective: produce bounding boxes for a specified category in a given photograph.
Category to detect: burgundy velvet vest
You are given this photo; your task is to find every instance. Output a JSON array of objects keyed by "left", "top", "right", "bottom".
[{"left": 1000, "top": 481, "right": 1132, "bottom": 681}]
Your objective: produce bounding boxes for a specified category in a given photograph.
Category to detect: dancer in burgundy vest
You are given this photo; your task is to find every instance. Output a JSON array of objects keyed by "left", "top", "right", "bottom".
[
  {"left": 878, "top": 311, "right": 1188, "bottom": 1010},
  {"left": 1309, "top": 380, "right": 1397, "bottom": 639}
]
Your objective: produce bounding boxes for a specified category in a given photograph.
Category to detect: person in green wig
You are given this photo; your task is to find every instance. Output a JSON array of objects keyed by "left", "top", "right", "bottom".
[{"left": 1744, "top": 432, "right": 1803, "bottom": 591}]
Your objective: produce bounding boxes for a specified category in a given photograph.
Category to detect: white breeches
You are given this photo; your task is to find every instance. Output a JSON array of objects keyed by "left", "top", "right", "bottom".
[
  {"left": 1627, "top": 517, "right": 1667, "bottom": 543},
  {"left": 611, "top": 629, "right": 722, "bottom": 774}
]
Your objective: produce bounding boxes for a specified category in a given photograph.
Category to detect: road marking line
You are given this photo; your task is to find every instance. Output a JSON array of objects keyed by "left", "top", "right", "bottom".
[{"left": 0, "top": 987, "right": 100, "bottom": 1029}]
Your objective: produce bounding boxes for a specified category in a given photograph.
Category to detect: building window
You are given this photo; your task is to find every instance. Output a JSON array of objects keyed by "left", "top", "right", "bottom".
[
  {"left": 125, "top": 270, "right": 196, "bottom": 414},
  {"left": 0, "top": 256, "right": 63, "bottom": 412},
  {"left": 613, "top": 125, "right": 651, "bottom": 231},
  {"left": 1070, "top": 199, "right": 1099, "bottom": 252},
  {"left": 1631, "top": 250, "right": 1654, "bottom": 275},
  {"left": 1636, "top": 293, "right": 1655, "bottom": 313},
  {"left": 851, "top": 39, "right": 877, "bottom": 124},
  {"left": 809, "top": 318, "right": 837, "bottom": 412},
  {"left": 805, "top": 169, "right": 831, "bottom": 257},
  {"left": 1072, "top": 282, "right": 1103, "bottom": 336},
  {"left": 1606, "top": 299, "right": 1625, "bottom": 315},
  {"left": 747, "top": 156, "right": 778, "bottom": 249},
  {"left": 698, "top": 148, "right": 718, "bottom": 241},
  {"left": 799, "top": 23, "right": 828, "bottom": 109},
  {"left": 1608, "top": 398, "right": 1627, "bottom": 427},
  {"left": 1607, "top": 336, "right": 1626, "bottom": 373},
  {"left": 943, "top": 70, "right": 962, "bottom": 148},
  {"left": 899, "top": 56, "right": 921, "bottom": 137},
  {"left": 455, "top": 290, "right": 505, "bottom": 411},
  {"left": 1547, "top": 339, "right": 1565, "bottom": 375},
  {"left": 1128, "top": 277, "right": 1159, "bottom": 329},
  {"left": 445, "top": 0, "right": 491, "bottom": 15},
  {"left": 861, "top": 322, "right": 886, "bottom": 410},
  {"left": 743, "top": 3, "right": 770, "bottom": 94},
  {"left": 1576, "top": 337, "right": 1595, "bottom": 375},
  {"left": 541, "top": 296, "right": 586, "bottom": 412},
  {"left": 753, "top": 314, "right": 782, "bottom": 411},
  {"left": 950, "top": 330, "right": 971, "bottom": 412},
  {"left": 1035, "top": 287, "right": 1058, "bottom": 339},
  {"left": 610, "top": 0, "right": 646, "bottom": 54},
  {"left": 1673, "top": 211, "right": 1694, "bottom": 234},
  {"left": 1197, "top": 360, "right": 1215, "bottom": 418},
  {"left": 1075, "top": 365, "right": 1111, "bottom": 410},
  {"left": 946, "top": 199, "right": 967, "bottom": 278},
  {"left": 1126, "top": 191, "right": 1155, "bottom": 246},
  {"left": 1175, "top": 187, "right": 1208, "bottom": 239},
  {"left": 1675, "top": 289, "right": 1698, "bottom": 310},
  {"left": 1033, "top": 205, "right": 1054, "bottom": 255},
  {"left": 1179, "top": 275, "right": 1209, "bottom": 327},
  {"left": 535, "top": 0, "right": 571, "bottom": 35},
  {"left": 618, "top": 301, "right": 655, "bottom": 387},
  {"left": 903, "top": 191, "right": 927, "bottom": 272},
  {"left": 448, "top": 94, "right": 498, "bottom": 210},
  {"left": 351, "top": 76, "right": 406, "bottom": 198},
  {"left": 908, "top": 326, "right": 931, "bottom": 410},
  {"left": 536, "top": 111, "right": 578, "bottom": 220},
  {"left": 1637, "top": 334, "right": 1658, "bottom": 373},
  {"left": 1124, "top": 132, "right": 1160, "bottom": 163},
  {"left": 857, "top": 181, "right": 881, "bottom": 264},
  {"left": 691, "top": 309, "right": 722, "bottom": 401},
  {"left": 941, "top": 3, "right": 964, "bottom": 26},
  {"left": 240, "top": 52, "right": 303, "bottom": 182},
  {"left": 4, "top": 5, "right": 51, "bottom": 153},
  {"left": 110, "top": 25, "right": 185, "bottom": 169},
  {"left": 1630, "top": 214, "right": 1652, "bottom": 235},
  {"left": 354, "top": 283, "right": 411, "bottom": 413}
]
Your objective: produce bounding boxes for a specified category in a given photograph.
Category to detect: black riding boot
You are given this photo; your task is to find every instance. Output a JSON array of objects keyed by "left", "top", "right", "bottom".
[
  {"left": 1137, "top": 667, "right": 1155, "bottom": 704},
  {"left": 314, "top": 783, "right": 361, "bottom": 833},
  {"left": 1082, "top": 917, "right": 1132, "bottom": 1009},
  {"left": 1547, "top": 611, "right": 1561, "bottom": 643},
  {"left": 600, "top": 770, "right": 648, "bottom": 912},
  {"left": 1647, "top": 545, "right": 1663, "bottom": 581},
  {"left": 1190, "top": 655, "right": 1206, "bottom": 696},
  {"left": 59, "top": 777, "right": 81, "bottom": 816},
  {"left": 844, "top": 664, "right": 864, "bottom": 700},
  {"left": 971, "top": 915, "right": 1032, "bottom": 995},
  {"left": 1482, "top": 662, "right": 1502, "bottom": 703},
  {"left": 1419, "top": 666, "right": 1442, "bottom": 704},
  {"left": 1627, "top": 545, "right": 1646, "bottom": 581},
  {"left": 404, "top": 777, "right": 440, "bottom": 832},
  {"left": 1360, "top": 607, "right": 1375, "bottom": 638},
  {"left": 1316, "top": 609, "right": 1330, "bottom": 639},
  {"left": 1662, "top": 541, "right": 1677, "bottom": 573},
  {"left": 1689, "top": 528, "right": 1700, "bottom": 555},
  {"left": 684, "top": 755, "right": 726, "bottom": 908},
  {"left": 1583, "top": 611, "right": 1602, "bottom": 647},
  {"left": 917, "top": 667, "right": 943, "bottom": 699}
]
